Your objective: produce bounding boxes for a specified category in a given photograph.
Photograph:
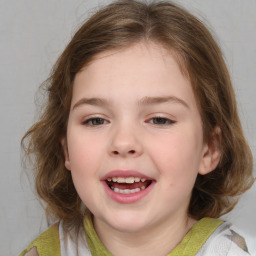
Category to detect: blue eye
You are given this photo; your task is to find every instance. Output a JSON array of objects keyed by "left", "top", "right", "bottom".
[
  {"left": 83, "top": 118, "right": 107, "bottom": 126},
  {"left": 149, "top": 117, "right": 175, "bottom": 125}
]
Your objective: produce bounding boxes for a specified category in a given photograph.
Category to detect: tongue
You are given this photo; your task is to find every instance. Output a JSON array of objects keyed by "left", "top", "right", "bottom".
[{"left": 107, "top": 181, "right": 150, "bottom": 190}]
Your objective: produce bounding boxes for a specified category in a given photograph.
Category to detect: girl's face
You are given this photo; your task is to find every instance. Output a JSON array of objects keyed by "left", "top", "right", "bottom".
[{"left": 64, "top": 42, "right": 218, "bottom": 236}]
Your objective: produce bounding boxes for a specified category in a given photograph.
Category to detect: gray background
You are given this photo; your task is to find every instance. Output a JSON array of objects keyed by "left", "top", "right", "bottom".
[{"left": 0, "top": 0, "right": 255, "bottom": 255}]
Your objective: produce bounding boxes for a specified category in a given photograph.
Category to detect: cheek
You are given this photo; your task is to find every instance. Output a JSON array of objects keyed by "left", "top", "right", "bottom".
[
  {"left": 67, "top": 131, "right": 105, "bottom": 175},
  {"left": 149, "top": 128, "right": 203, "bottom": 179},
  {"left": 67, "top": 133, "right": 105, "bottom": 205}
]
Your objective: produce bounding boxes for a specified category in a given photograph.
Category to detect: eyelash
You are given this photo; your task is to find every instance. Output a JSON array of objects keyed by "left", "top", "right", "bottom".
[
  {"left": 148, "top": 117, "right": 175, "bottom": 126},
  {"left": 82, "top": 116, "right": 175, "bottom": 127},
  {"left": 82, "top": 117, "right": 109, "bottom": 126}
]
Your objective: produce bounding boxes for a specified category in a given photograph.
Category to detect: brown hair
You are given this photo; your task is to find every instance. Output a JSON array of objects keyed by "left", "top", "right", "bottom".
[{"left": 22, "top": 0, "right": 254, "bottom": 230}]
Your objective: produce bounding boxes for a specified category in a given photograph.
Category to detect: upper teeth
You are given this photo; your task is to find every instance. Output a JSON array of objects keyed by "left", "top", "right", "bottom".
[{"left": 107, "top": 177, "right": 146, "bottom": 183}]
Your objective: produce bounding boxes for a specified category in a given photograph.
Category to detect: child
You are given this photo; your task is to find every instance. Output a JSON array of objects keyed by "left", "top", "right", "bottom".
[{"left": 20, "top": 0, "right": 254, "bottom": 255}]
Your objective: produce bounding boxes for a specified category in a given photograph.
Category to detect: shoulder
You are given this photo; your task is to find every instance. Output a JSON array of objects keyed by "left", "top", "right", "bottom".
[
  {"left": 171, "top": 218, "right": 251, "bottom": 256},
  {"left": 196, "top": 221, "right": 251, "bottom": 256},
  {"left": 19, "top": 223, "right": 61, "bottom": 256}
]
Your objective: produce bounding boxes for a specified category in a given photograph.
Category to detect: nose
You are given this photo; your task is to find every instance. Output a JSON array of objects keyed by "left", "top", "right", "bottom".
[{"left": 109, "top": 125, "right": 143, "bottom": 158}]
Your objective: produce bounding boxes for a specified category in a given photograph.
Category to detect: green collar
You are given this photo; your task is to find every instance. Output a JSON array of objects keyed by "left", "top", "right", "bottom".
[
  {"left": 84, "top": 211, "right": 112, "bottom": 256},
  {"left": 83, "top": 211, "right": 223, "bottom": 256},
  {"left": 169, "top": 217, "right": 223, "bottom": 255}
]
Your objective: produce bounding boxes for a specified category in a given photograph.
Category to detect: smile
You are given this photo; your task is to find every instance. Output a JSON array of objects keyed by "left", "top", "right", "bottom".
[
  {"left": 106, "top": 177, "right": 152, "bottom": 194},
  {"left": 102, "top": 170, "right": 155, "bottom": 203}
]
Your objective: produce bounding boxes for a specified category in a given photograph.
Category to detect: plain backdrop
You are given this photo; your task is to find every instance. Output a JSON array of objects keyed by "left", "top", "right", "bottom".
[{"left": 0, "top": 0, "right": 255, "bottom": 255}]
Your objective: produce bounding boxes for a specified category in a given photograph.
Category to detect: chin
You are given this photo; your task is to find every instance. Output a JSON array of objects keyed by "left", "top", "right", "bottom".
[
  {"left": 104, "top": 211, "right": 152, "bottom": 234},
  {"left": 111, "top": 221, "right": 148, "bottom": 234}
]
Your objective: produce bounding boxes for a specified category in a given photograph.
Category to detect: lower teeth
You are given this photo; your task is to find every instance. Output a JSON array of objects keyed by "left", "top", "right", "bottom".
[{"left": 111, "top": 186, "right": 146, "bottom": 194}]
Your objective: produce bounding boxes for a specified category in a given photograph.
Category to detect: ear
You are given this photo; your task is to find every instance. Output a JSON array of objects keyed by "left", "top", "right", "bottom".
[
  {"left": 61, "top": 137, "right": 71, "bottom": 171},
  {"left": 199, "top": 127, "right": 222, "bottom": 175}
]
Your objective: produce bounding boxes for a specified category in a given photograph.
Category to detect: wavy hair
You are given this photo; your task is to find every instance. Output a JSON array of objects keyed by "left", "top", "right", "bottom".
[{"left": 22, "top": 0, "right": 254, "bottom": 231}]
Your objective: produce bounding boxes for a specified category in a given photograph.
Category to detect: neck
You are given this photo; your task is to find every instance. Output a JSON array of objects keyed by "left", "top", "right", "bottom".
[{"left": 94, "top": 214, "right": 197, "bottom": 256}]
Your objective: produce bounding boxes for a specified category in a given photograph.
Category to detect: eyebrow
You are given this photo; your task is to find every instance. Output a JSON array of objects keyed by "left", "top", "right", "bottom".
[
  {"left": 138, "top": 96, "right": 189, "bottom": 108},
  {"left": 72, "top": 98, "right": 110, "bottom": 110},
  {"left": 72, "top": 96, "right": 189, "bottom": 110}
]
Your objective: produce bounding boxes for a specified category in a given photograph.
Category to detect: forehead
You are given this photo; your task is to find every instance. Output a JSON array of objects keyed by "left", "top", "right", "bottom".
[
  {"left": 79, "top": 41, "right": 188, "bottom": 78},
  {"left": 72, "top": 41, "right": 196, "bottom": 108}
]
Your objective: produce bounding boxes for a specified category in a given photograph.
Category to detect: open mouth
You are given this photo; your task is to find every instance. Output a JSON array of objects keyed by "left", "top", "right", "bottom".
[{"left": 106, "top": 177, "right": 152, "bottom": 194}]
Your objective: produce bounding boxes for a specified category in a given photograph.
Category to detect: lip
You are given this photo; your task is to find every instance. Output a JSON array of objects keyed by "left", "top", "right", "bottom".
[
  {"left": 101, "top": 170, "right": 155, "bottom": 204},
  {"left": 101, "top": 170, "right": 154, "bottom": 181}
]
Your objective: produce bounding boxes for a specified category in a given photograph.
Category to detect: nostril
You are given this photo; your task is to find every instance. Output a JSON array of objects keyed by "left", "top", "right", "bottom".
[{"left": 112, "top": 150, "right": 136, "bottom": 155}]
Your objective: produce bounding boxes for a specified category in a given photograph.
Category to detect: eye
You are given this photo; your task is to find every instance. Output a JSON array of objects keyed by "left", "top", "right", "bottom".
[
  {"left": 148, "top": 117, "right": 175, "bottom": 125},
  {"left": 82, "top": 117, "right": 108, "bottom": 126}
]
